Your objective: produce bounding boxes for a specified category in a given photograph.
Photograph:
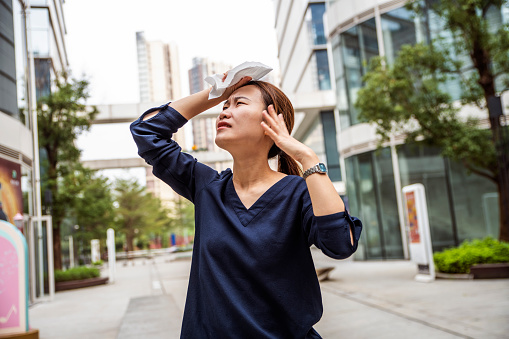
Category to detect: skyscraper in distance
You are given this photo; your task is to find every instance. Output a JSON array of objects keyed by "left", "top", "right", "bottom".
[{"left": 136, "top": 31, "right": 182, "bottom": 103}]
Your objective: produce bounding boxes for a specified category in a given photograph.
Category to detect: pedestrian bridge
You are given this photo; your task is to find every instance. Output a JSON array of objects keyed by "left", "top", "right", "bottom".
[{"left": 84, "top": 90, "right": 336, "bottom": 170}]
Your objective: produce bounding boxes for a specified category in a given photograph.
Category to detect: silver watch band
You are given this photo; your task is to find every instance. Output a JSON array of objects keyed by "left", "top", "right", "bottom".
[{"left": 302, "top": 163, "right": 327, "bottom": 180}]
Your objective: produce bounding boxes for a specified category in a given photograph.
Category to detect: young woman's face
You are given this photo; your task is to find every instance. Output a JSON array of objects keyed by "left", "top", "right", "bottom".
[{"left": 215, "top": 85, "right": 272, "bottom": 152}]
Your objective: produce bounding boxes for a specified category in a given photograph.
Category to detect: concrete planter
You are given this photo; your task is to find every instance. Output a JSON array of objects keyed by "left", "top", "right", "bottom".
[
  {"left": 469, "top": 263, "right": 509, "bottom": 279},
  {"left": 55, "top": 276, "right": 109, "bottom": 292},
  {"left": 436, "top": 263, "right": 509, "bottom": 280}
]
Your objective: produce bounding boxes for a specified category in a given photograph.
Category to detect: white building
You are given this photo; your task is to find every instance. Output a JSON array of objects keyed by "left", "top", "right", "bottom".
[{"left": 136, "top": 31, "right": 182, "bottom": 103}]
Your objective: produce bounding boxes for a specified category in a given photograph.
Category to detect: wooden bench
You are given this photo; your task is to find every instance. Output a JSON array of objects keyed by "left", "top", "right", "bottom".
[{"left": 315, "top": 266, "right": 335, "bottom": 282}]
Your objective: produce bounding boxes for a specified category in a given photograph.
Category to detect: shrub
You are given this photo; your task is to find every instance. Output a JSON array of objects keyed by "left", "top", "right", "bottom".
[
  {"left": 54, "top": 266, "right": 100, "bottom": 283},
  {"left": 92, "top": 260, "right": 104, "bottom": 266},
  {"left": 434, "top": 237, "right": 509, "bottom": 274}
]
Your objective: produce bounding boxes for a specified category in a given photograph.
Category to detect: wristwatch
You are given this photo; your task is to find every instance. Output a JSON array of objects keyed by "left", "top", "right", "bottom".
[{"left": 302, "top": 163, "right": 327, "bottom": 180}]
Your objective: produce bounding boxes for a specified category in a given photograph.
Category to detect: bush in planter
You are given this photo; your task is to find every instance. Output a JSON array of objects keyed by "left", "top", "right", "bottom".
[
  {"left": 55, "top": 266, "right": 100, "bottom": 283},
  {"left": 433, "top": 237, "right": 509, "bottom": 274},
  {"left": 92, "top": 260, "right": 104, "bottom": 266}
]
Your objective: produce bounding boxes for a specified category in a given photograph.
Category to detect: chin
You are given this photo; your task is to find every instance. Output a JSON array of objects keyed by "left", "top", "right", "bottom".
[{"left": 214, "top": 136, "right": 231, "bottom": 151}]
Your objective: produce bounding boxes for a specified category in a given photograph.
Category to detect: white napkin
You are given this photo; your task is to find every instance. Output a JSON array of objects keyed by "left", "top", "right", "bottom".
[{"left": 205, "top": 61, "right": 273, "bottom": 100}]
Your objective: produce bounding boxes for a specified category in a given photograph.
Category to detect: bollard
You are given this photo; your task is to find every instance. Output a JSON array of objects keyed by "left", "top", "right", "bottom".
[{"left": 107, "top": 229, "right": 116, "bottom": 283}]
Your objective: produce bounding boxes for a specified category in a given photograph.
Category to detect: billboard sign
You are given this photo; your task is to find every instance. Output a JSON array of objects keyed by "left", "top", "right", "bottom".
[
  {"left": 0, "top": 158, "right": 23, "bottom": 225},
  {"left": 402, "top": 184, "right": 435, "bottom": 282}
]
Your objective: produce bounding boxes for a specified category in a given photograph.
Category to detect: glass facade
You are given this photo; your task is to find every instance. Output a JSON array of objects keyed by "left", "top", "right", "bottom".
[
  {"left": 334, "top": 18, "right": 379, "bottom": 129},
  {"left": 448, "top": 160, "right": 499, "bottom": 242},
  {"left": 398, "top": 144, "right": 456, "bottom": 252},
  {"left": 345, "top": 149, "right": 402, "bottom": 260},
  {"left": 0, "top": 0, "right": 19, "bottom": 119},
  {"left": 345, "top": 142, "right": 500, "bottom": 260},
  {"left": 380, "top": 6, "right": 427, "bottom": 66}
]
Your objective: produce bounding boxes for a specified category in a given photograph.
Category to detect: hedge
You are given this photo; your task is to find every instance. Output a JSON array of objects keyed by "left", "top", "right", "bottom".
[
  {"left": 433, "top": 237, "right": 509, "bottom": 274},
  {"left": 54, "top": 266, "right": 100, "bottom": 283}
]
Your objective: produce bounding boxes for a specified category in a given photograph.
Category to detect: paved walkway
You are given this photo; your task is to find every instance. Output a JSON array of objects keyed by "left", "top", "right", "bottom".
[{"left": 29, "top": 249, "right": 509, "bottom": 338}]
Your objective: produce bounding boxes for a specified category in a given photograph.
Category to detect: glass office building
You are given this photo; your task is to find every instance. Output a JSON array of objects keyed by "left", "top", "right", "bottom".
[{"left": 328, "top": 0, "right": 507, "bottom": 260}]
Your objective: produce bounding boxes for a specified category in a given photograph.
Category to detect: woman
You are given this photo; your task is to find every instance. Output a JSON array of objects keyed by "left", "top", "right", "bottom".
[{"left": 130, "top": 74, "right": 362, "bottom": 338}]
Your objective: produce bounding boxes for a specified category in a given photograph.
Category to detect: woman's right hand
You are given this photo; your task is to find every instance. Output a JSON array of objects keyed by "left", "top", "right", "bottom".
[
  {"left": 165, "top": 72, "right": 252, "bottom": 121},
  {"left": 217, "top": 73, "right": 252, "bottom": 102}
]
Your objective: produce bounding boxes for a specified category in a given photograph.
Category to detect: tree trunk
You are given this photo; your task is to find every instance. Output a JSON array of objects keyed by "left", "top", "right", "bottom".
[
  {"left": 467, "top": 20, "right": 509, "bottom": 242},
  {"left": 126, "top": 234, "right": 135, "bottom": 252},
  {"left": 53, "top": 224, "right": 62, "bottom": 270},
  {"left": 499, "top": 179, "right": 509, "bottom": 242}
]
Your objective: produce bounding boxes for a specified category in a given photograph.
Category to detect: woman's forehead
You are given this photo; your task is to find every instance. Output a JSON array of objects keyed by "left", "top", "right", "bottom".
[{"left": 229, "top": 85, "right": 263, "bottom": 102}]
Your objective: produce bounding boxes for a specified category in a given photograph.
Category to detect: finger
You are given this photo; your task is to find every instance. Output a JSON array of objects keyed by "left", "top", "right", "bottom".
[
  {"left": 266, "top": 104, "right": 278, "bottom": 120},
  {"left": 222, "top": 72, "right": 228, "bottom": 82},
  {"left": 262, "top": 110, "right": 278, "bottom": 131},
  {"left": 261, "top": 121, "right": 278, "bottom": 139}
]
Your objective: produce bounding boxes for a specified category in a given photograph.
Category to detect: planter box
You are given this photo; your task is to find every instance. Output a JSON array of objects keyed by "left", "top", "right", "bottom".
[
  {"left": 55, "top": 277, "right": 109, "bottom": 292},
  {"left": 470, "top": 263, "right": 509, "bottom": 279}
]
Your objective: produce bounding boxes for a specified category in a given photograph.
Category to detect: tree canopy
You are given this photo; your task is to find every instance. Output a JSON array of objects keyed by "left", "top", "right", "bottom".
[
  {"left": 114, "top": 178, "right": 175, "bottom": 251},
  {"left": 37, "top": 73, "right": 99, "bottom": 269}
]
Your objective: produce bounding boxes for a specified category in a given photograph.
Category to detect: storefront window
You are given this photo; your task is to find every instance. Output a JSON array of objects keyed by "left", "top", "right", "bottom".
[
  {"left": 345, "top": 148, "right": 402, "bottom": 260},
  {"left": 398, "top": 144, "right": 456, "bottom": 251},
  {"left": 448, "top": 160, "right": 499, "bottom": 241}
]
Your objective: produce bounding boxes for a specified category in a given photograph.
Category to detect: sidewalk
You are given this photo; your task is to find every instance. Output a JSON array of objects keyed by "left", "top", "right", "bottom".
[{"left": 29, "top": 250, "right": 509, "bottom": 338}]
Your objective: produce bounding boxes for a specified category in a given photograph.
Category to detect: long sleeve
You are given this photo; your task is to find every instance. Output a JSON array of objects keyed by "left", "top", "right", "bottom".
[
  {"left": 302, "top": 189, "right": 362, "bottom": 259},
  {"left": 129, "top": 103, "right": 218, "bottom": 203}
]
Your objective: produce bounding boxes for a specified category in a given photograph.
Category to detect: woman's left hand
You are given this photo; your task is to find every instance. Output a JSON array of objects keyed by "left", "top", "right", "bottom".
[{"left": 261, "top": 105, "right": 318, "bottom": 166}]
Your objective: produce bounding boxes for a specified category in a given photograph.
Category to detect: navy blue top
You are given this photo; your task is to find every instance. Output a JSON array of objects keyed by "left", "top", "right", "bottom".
[{"left": 130, "top": 103, "right": 362, "bottom": 339}]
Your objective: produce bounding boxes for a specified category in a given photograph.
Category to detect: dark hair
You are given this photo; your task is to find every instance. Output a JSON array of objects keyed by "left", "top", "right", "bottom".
[{"left": 242, "top": 81, "right": 303, "bottom": 177}]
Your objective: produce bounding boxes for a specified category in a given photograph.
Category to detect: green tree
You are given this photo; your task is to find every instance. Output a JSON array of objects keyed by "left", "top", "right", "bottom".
[
  {"left": 355, "top": 0, "right": 509, "bottom": 241},
  {"left": 173, "top": 197, "right": 195, "bottom": 244},
  {"left": 37, "top": 73, "right": 99, "bottom": 269},
  {"left": 114, "top": 178, "right": 173, "bottom": 251},
  {"left": 73, "top": 171, "right": 115, "bottom": 246}
]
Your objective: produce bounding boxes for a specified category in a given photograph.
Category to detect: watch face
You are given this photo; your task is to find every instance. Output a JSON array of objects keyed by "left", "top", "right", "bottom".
[{"left": 318, "top": 163, "right": 327, "bottom": 172}]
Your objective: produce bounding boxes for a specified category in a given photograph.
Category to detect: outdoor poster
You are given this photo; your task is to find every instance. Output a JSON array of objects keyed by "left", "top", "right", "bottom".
[
  {"left": 0, "top": 157, "right": 23, "bottom": 225},
  {"left": 405, "top": 191, "right": 420, "bottom": 243}
]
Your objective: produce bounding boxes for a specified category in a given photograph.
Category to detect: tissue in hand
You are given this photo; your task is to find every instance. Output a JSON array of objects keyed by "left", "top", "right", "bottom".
[{"left": 204, "top": 61, "right": 273, "bottom": 100}]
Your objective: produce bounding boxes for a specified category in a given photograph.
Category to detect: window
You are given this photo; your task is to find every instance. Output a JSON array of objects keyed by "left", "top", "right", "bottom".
[
  {"left": 334, "top": 18, "right": 379, "bottom": 129},
  {"left": 306, "top": 3, "right": 327, "bottom": 45},
  {"left": 315, "top": 50, "right": 331, "bottom": 90},
  {"left": 381, "top": 6, "right": 427, "bottom": 66}
]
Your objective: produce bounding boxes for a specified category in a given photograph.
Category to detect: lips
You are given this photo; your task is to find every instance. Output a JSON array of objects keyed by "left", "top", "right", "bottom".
[{"left": 217, "top": 121, "right": 231, "bottom": 129}]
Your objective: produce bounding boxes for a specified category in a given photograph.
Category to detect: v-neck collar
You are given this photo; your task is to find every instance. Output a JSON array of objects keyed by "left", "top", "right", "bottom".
[{"left": 227, "top": 175, "right": 293, "bottom": 227}]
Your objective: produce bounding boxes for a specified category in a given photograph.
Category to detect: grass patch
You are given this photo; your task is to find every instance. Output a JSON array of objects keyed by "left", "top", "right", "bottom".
[
  {"left": 434, "top": 237, "right": 509, "bottom": 274},
  {"left": 55, "top": 266, "right": 100, "bottom": 283}
]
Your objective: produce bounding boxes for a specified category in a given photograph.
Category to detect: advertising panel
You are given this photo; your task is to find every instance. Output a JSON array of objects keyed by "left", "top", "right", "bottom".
[
  {"left": 402, "top": 184, "right": 435, "bottom": 282},
  {"left": 0, "top": 157, "right": 23, "bottom": 225}
]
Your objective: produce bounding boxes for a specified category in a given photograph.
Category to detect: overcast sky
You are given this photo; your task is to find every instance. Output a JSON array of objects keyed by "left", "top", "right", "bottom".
[
  {"left": 65, "top": 0, "right": 280, "bottom": 105},
  {"left": 68, "top": 0, "right": 280, "bottom": 183}
]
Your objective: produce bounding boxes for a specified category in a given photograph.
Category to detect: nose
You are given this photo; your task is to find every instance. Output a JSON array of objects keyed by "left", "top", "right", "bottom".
[{"left": 219, "top": 109, "right": 231, "bottom": 120}]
